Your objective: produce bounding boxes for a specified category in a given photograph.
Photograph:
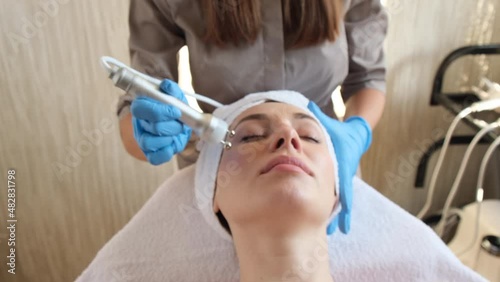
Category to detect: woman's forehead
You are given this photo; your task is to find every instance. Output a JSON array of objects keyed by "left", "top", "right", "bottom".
[{"left": 231, "top": 102, "right": 310, "bottom": 126}]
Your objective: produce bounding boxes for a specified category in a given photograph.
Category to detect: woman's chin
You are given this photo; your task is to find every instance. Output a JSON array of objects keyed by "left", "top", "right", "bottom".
[
  {"left": 257, "top": 177, "right": 323, "bottom": 213},
  {"left": 226, "top": 174, "right": 334, "bottom": 233},
  {"left": 258, "top": 169, "right": 314, "bottom": 187},
  {"left": 246, "top": 197, "right": 330, "bottom": 236}
]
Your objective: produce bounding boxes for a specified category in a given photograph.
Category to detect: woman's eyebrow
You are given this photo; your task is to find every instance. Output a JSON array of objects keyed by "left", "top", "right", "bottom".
[
  {"left": 293, "top": 112, "right": 320, "bottom": 125},
  {"left": 233, "top": 113, "right": 269, "bottom": 130},
  {"left": 233, "top": 112, "right": 319, "bottom": 130}
]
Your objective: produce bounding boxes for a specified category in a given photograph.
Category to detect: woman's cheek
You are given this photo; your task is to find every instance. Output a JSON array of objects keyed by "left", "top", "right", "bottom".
[
  {"left": 221, "top": 148, "right": 245, "bottom": 168},
  {"left": 235, "top": 141, "right": 267, "bottom": 163},
  {"left": 217, "top": 151, "right": 247, "bottom": 189},
  {"left": 309, "top": 146, "right": 334, "bottom": 173}
]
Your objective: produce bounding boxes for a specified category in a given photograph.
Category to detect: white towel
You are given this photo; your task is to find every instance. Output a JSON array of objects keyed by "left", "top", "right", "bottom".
[
  {"left": 76, "top": 166, "right": 486, "bottom": 281},
  {"left": 194, "top": 90, "right": 340, "bottom": 241}
]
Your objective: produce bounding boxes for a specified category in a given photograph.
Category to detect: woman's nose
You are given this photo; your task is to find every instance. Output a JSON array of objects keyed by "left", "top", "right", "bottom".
[{"left": 271, "top": 127, "right": 302, "bottom": 152}]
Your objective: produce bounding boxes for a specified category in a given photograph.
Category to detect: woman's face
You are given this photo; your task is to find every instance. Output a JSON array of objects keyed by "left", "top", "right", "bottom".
[{"left": 213, "top": 102, "right": 336, "bottom": 235}]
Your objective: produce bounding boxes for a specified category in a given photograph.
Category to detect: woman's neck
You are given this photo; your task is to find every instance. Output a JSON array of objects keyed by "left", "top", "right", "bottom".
[{"left": 232, "top": 228, "right": 334, "bottom": 282}]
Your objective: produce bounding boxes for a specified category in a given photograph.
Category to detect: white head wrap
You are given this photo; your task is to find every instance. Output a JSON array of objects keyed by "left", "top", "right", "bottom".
[{"left": 194, "top": 90, "right": 340, "bottom": 241}]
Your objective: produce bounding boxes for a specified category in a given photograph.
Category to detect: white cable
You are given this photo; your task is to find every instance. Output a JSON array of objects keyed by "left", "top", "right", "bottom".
[
  {"left": 417, "top": 107, "right": 472, "bottom": 219},
  {"left": 185, "top": 91, "right": 224, "bottom": 108},
  {"left": 434, "top": 120, "right": 500, "bottom": 237},
  {"left": 477, "top": 137, "right": 500, "bottom": 204},
  {"left": 470, "top": 98, "right": 500, "bottom": 112},
  {"left": 100, "top": 56, "right": 114, "bottom": 74},
  {"left": 100, "top": 56, "right": 224, "bottom": 108},
  {"left": 417, "top": 98, "right": 500, "bottom": 220},
  {"left": 455, "top": 136, "right": 500, "bottom": 256}
]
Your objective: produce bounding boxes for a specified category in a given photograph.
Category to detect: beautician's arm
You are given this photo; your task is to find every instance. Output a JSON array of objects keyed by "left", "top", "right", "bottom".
[
  {"left": 120, "top": 112, "right": 147, "bottom": 161},
  {"left": 120, "top": 0, "right": 187, "bottom": 162},
  {"left": 342, "top": 0, "right": 387, "bottom": 130},
  {"left": 344, "top": 88, "right": 386, "bottom": 129}
]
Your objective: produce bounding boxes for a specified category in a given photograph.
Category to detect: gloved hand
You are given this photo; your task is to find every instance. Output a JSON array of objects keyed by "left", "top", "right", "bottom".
[
  {"left": 308, "top": 101, "right": 372, "bottom": 235},
  {"left": 131, "top": 79, "right": 192, "bottom": 165}
]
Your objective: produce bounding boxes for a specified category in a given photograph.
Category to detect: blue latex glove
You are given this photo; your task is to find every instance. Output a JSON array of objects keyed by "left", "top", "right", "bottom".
[
  {"left": 308, "top": 101, "right": 372, "bottom": 235},
  {"left": 130, "top": 79, "right": 192, "bottom": 165}
]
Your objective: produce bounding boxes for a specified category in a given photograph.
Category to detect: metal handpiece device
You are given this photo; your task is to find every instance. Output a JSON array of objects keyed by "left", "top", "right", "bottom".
[{"left": 100, "top": 57, "right": 233, "bottom": 147}]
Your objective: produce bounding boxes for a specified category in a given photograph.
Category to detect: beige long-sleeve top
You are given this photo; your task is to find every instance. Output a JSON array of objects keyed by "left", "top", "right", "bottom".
[{"left": 119, "top": 0, "right": 387, "bottom": 119}]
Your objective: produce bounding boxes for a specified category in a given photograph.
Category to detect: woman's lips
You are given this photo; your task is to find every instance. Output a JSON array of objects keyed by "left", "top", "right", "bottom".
[{"left": 261, "top": 156, "right": 313, "bottom": 176}]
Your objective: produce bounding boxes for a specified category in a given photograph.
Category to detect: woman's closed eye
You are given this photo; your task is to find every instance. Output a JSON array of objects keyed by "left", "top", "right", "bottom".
[
  {"left": 297, "top": 127, "right": 321, "bottom": 144},
  {"left": 241, "top": 134, "right": 320, "bottom": 143},
  {"left": 241, "top": 134, "right": 266, "bottom": 142},
  {"left": 301, "top": 136, "right": 320, "bottom": 143}
]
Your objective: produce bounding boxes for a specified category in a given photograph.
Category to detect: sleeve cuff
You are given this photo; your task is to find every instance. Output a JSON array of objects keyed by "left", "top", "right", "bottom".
[{"left": 117, "top": 93, "right": 134, "bottom": 120}]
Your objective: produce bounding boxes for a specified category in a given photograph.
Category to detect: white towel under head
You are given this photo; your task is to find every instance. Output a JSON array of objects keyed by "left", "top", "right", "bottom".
[{"left": 194, "top": 90, "right": 340, "bottom": 241}]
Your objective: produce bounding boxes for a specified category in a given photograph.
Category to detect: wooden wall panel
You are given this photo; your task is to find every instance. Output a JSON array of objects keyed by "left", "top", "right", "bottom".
[{"left": 0, "top": 1, "right": 175, "bottom": 281}]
